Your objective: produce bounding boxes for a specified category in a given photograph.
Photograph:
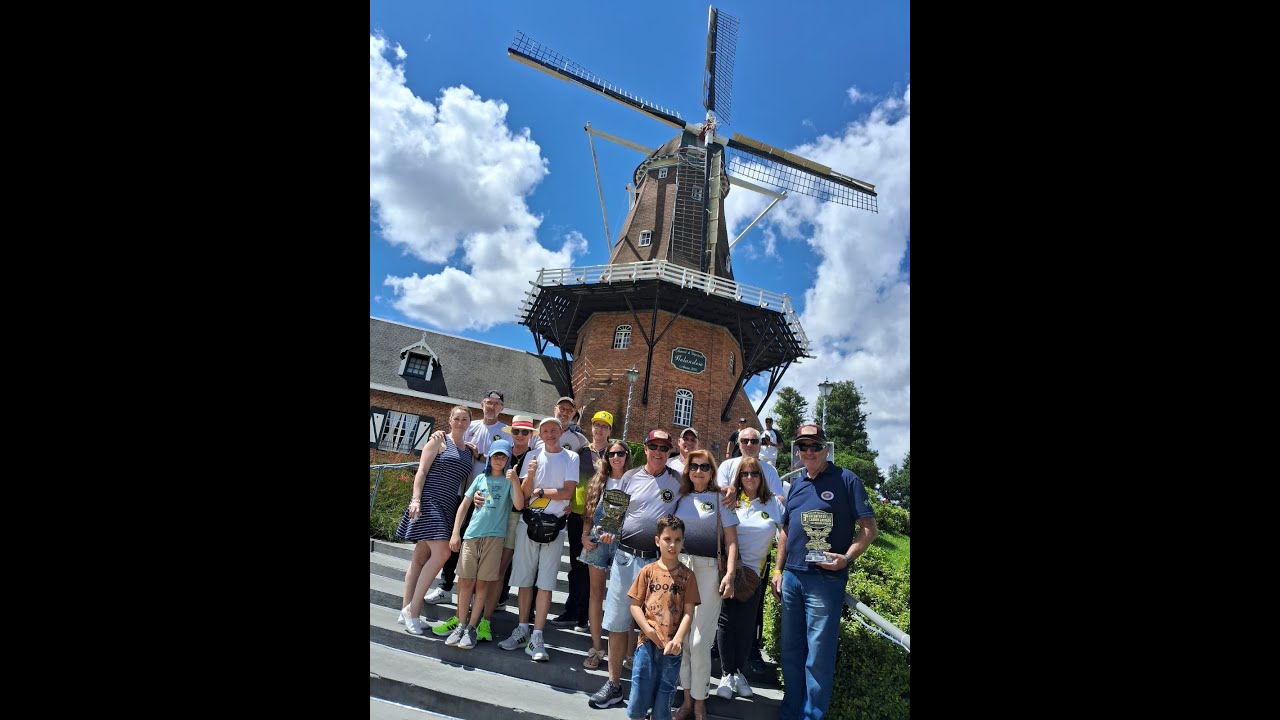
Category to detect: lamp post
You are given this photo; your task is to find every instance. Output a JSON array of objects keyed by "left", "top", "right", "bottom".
[
  {"left": 623, "top": 367, "right": 639, "bottom": 441},
  {"left": 818, "top": 378, "right": 834, "bottom": 432}
]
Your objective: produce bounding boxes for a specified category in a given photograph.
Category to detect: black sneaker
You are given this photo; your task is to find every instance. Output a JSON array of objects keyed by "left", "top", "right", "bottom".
[
  {"left": 549, "top": 615, "right": 579, "bottom": 627},
  {"left": 588, "top": 680, "right": 623, "bottom": 708}
]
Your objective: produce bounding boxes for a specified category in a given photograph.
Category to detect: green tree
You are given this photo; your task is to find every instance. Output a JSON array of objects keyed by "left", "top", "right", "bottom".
[
  {"left": 884, "top": 450, "right": 910, "bottom": 509},
  {"left": 814, "top": 380, "right": 876, "bottom": 461},
  {"left": 770, "top": 386, "right": 809, "bottom": 471}
]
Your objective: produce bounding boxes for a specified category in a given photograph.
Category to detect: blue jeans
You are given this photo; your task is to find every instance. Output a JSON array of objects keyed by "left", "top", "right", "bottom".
[
  {"left": 627, "top": 639, "right": 682, "bottom": 720},
  {"left": 779, "top": 569, "right": 847, "bottom": 720}
]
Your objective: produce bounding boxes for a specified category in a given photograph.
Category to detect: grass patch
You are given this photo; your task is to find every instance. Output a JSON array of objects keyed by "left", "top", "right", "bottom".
[
  {"left": 370, "top": 450, "right": 419, "bottom": 540},
  {"left": 873, "top": 530, "right": 911, "bottom": 573}
]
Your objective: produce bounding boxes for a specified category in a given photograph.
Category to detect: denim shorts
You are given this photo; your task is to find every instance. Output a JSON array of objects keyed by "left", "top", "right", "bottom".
[{"left": 579, "top": 536, "right": 617, "bottom": 570}]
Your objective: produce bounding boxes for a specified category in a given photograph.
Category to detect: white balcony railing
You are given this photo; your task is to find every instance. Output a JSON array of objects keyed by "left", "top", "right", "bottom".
[{"left": 516, "top": 260, "right": 811, "bottom": 357}]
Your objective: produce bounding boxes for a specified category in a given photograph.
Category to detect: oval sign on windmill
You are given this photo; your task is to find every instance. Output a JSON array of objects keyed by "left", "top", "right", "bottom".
[{"left": 671, "top": 347, "right": 707, "bottom": 374}]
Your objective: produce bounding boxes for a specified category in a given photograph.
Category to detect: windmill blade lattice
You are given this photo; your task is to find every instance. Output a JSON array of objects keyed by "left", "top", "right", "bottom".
[
  {"left": 726, "top": 136, "right": 878, "bottom": 212},
  {"left": 702, "top": 8, "right": 739, "bottom": 125}
]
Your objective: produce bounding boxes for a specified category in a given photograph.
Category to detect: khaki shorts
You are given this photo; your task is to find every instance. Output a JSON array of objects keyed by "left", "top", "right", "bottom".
[{"left": 458, "top": 536, "right": 504, "bottom": 582}]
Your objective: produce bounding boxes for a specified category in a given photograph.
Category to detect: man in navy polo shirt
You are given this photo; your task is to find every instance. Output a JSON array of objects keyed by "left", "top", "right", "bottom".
[{"left": 771, "top": 424, "right": 878, "bottom": 720}]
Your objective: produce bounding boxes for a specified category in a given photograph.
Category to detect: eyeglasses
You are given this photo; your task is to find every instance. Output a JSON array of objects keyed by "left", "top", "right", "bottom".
[
  {"left": 739, "top": 470, "right": 762, "bottom": 478},
  {"left": 689, "top": 462, "right": 713, "bottom": 472},
  {"left": 739, "top": 438, "right": 759, "bottom": 445},
  {"left": 796, "top": 443, "right": 825, "bottom": 452},
  {"left": 645, "top": 444, "right": 672, "bottom": 452},
  {"left": 511, "top": 429, "right": 533, "bottom": 436},
  {"left": 606, "top": 450, "right": 629, "bottom": 458}
]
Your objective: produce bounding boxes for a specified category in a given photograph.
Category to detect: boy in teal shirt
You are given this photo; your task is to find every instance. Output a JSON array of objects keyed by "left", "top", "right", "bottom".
[{"left": 445, "top": 439, "right": 526, "bottom": 649}]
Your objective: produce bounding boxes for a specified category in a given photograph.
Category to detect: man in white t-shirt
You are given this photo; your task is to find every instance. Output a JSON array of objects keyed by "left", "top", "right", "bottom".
[
  {"left": 667, "top": 427, "right": 700, "bottom": 474},
  {"left": 716, "top": 427, "right": 784, "bottom": 500},
  {"left": 532, "top": 396, "right": 589, "bottom": 454},
  {"left": 499, "top": 417, "right": 578, "bottom": 662}
]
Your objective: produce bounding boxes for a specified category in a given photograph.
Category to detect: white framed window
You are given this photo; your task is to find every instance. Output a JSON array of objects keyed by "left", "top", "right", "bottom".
[
  {"left": 729, "top": 352, "right": 735, "bottom": 375},
  {"left": 380, "top": 411, "right": 421, "bottom": 453},
  {"left": 639, "top": 230, "right": 652, "bottom": 247},
  {"left": 613, "top": 324, "right": 631, "bottom": 350},
  {"left": 692, "top": 187, "right": 703, "bottom": 201},
  {"left": 658, "top": 167, "right": 668, "bottom": 179},
  {"left": 674, "top": 389, "right": 693, "bottom": 427},
  {"left": 404, "top": 355, "right": 430, "bottom": 378}
]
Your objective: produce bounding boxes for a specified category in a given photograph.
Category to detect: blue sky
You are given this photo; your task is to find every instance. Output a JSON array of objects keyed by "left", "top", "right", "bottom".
[{"left": 370, "top": 0, "right": 910, "bottom": 474}]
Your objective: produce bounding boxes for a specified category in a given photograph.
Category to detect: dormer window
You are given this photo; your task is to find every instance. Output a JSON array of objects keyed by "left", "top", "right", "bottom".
[
  {"left": 639, "top": 230, "right": 652, "bottom": 247},
  {"left": 398, "top": 333, "right": 438, "bottom": 381}
]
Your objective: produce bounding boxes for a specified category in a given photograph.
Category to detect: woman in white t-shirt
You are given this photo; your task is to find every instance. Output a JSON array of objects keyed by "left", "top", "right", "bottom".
[{"left": 714, "top": 455, "right": 784, "bottom": 699}]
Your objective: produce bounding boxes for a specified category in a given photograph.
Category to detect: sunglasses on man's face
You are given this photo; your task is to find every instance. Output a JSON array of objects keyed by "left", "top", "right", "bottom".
[
  {"left": 511, "top": 429, "right": 533, "bottom": 436},
  {"left": 645, "top": 444, "right": 672, "bottom": 452},
  {"left": 739, "top": 470, "right": 762, "bottom": 478},
  {"left": 689, "top": 462, "right": 713, "bottom": 472},
  {"left": 739, "top": 438, "right": 759, "bottom": 445},
  {"left": 796, "top": 443, "right": 825, "bottom": 453},
  {"left": 606, "top": 450, "right": 629, "bottom": 458}
]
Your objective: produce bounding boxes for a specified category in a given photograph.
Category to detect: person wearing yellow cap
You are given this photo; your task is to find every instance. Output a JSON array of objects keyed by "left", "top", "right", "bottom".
[{"left": 551, "top": 409, "right": 616, "bottom": 629}]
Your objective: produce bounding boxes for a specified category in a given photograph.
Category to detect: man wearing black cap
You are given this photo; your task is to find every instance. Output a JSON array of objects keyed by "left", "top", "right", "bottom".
[
  {"left": 772, "top": 424, "right": 878, "bottom": 720},
  {"left": 725, "top": 418, "right": 747, "bottom": 459}
]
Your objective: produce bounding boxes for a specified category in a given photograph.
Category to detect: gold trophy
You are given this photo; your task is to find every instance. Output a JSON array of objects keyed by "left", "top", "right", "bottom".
[
  {"left": 801, "top": 510, "right": 835, "bottom": 563},
  {"left": 596, "top": 488, "right": 631, "bottom": 538}
]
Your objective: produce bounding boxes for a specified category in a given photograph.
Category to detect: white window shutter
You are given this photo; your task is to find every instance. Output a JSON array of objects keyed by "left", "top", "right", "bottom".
[{"left": 370, "top": 407, "right": 389, "bottom": 449}]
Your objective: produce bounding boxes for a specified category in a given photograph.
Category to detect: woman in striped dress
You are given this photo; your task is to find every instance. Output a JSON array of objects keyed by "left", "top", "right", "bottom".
[{"left": 396, "top": 405, "right": 475, "bottom": 634}]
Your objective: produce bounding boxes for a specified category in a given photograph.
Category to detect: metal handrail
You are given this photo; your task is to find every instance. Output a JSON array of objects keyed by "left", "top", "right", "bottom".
[{"left": 369, "top": 461, "right": 419, "bottom": 515}]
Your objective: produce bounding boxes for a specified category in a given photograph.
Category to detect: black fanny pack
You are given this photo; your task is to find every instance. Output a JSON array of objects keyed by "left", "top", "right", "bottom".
[{"left": 522, "top": 507, "right": 567, "bottom": 543}]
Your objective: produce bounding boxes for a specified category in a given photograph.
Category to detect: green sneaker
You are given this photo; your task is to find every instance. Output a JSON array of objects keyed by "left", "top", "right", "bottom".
[
  {"left": 477, "top": 618, "right": 493, "bottom": 642},
  {"left": 432, "top": 615, "right": 460, "bottom": 636}
]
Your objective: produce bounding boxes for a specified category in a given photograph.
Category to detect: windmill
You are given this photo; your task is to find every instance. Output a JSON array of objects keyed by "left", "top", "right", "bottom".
[{"left": 509, "top": 6, "right": 877, "bottom": 436}]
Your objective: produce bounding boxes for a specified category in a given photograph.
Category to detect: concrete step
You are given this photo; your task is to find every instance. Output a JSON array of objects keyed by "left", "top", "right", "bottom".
[
  {"left": 371, "top": 550, "right": 574, "bottom": 588},
  {"left": 370, "top": 696, "right": 460, "bottom": 720}
]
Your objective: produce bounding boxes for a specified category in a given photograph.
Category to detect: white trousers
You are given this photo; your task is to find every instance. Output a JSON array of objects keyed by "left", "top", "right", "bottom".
[{"left": 678, "top": 553, "right": 724, "bottom": 700}]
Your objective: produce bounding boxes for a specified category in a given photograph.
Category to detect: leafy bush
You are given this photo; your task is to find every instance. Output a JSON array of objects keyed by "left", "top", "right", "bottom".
[
  {"left": 763, "top": 539, "right": 911, "bottom": 719},
  {"left": 872, "top": 502, "right": 911, "bottom": 536},
  {"left": 369, "top": 450, "right": 419, "bottom": 539}
]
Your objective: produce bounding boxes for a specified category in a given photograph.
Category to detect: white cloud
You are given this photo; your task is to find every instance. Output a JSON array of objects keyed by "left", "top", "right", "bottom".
[
  {"left": 847, "top": 85, "right": 873, "bottom": 104},
  {"left": 802, "top": 118, "right": 815, "bottom": 129},
  {"left": 757, "top": 86, "right": 911, "bottom": 476},
  {"left": 370, "top": 33, "right": 586, "bottom": 332}
]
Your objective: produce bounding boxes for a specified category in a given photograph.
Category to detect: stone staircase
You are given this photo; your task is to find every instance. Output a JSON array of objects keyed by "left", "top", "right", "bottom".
[{"left": 369, "top": 538, "right": 782, "bottom": 719}]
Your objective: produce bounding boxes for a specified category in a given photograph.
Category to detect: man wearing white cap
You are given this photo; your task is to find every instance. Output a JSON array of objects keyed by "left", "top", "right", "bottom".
[{"left": 667, "top": 427, "right": 700, "bottom": 474}]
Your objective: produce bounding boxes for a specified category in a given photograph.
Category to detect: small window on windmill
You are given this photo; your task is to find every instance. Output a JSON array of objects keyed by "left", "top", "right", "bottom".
[
  {"left": 658, "top": 167, "right": 668, "bottom": 179},
  {"left": 639, "top": 230, "right": 652, "bottom": 247},
  {"left": 692, "top": 186, "right": 703, "bottom": 201},
  {"left": 729, "top": 352, "right": 735, "bottom": 375}
]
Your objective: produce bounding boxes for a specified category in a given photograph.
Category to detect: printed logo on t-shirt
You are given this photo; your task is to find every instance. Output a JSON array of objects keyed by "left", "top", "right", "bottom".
[
  {"left": 648, "top": 580, "right": 685, "bottom": 594},
  {"left": 492, "top": 433, "right": 503, "bottom": 442},
  {"left": 700, "top": 501, "right": 714, "bottom": 513},
  {"left": 760, "top": 511, "right": 770, "bottom": 519},
  {"left": 820, "top": 491, "right": 835, "bottom": 501},
  {"left": 660, "top": 489, "right": 675, "bottom": 503},
  {"left": 563, "top": 443, "right": 572, "bottom": 450}
]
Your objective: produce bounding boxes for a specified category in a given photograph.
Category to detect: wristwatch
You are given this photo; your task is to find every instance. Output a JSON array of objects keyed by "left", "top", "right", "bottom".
[
  {"left": 537, "top": 488, "right": 545, "bottom": 499},
  {"left": 844, "top": 552, "right": 855, "bottom": 567}
]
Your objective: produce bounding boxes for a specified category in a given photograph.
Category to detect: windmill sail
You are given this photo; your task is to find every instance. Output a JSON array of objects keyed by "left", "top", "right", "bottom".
[
  {"left": 725, "top": 133, "right": 878, "bottom": 211},
  {"left": 702, "top": 7, "right": 739, "bottom": 124}
]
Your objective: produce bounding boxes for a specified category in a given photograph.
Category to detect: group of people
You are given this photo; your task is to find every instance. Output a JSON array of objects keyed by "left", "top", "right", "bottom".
[{"left": 392, "top": 390, "right": 878, "bottom": 720}]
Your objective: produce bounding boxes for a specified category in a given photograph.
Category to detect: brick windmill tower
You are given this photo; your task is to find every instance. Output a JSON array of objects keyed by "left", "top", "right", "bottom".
[{"left": 508, "top": 6, "right": 877, "bottom": 451}]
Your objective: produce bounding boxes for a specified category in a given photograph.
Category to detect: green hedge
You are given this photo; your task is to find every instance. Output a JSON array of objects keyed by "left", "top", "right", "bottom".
[
  {"left": 764, "top": 538, "right": 911, "bottom": 719},
  {"left": 369, "top": 450, "right": 418, "bottom": 540},
  {"left": 871, "top": 500, "right": 911, "bottom": 536}
]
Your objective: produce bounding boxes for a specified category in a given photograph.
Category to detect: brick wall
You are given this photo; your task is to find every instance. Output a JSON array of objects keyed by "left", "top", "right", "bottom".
[
  {"left": 570, "top": 311, "right": 761, "bottom": 456},
  {"left": 370, "top": 389, "right": 516, "bottom": 451}
]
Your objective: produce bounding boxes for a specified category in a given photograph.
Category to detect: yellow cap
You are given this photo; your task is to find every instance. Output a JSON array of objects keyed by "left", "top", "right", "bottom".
[{"left": 591, "top": 410, "right": 615, "bottom": 427}]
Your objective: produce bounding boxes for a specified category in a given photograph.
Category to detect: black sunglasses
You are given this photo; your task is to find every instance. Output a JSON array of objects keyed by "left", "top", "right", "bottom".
[
  {"left": 484, "top": 390, "right": 504, "bottom": 402},
  {"left": 796, "top": 443, "right": 825, "bottom": 452},
  {"left": 689, "top": 462, "right": 713, "bottom": 472},
  {"left": 645, "top": 443, "right": 672, "bottom": 452},
  {"left": 511, "top": 429, "right": 533, "bottom": 436},
  {"left": 606, "top": 450, "right": 629, "bottom": 458},
  {"left": 739, "top": 438, "right": 759, "bottom": 445},
  {"left": 739, "top": 470, "right": 762, "bottom": 478}
]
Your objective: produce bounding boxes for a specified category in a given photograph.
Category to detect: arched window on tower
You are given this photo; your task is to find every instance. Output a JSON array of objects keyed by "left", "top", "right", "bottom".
[
  {"left": 613, "top": 324, "right": 631, "bottom": 350},
  {"left": 674, "top": 389, "right": 693, "bottom": 426}
]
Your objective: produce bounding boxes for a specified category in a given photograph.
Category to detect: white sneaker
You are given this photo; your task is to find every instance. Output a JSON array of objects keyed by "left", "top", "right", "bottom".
[
  {"left": 734, "top": 672, "right": 754, "bottom": 698},
  {"left": 404, "top": 615, "right": 426, "bottom": 635},
  {"left": 397, "top": 606, "right": 427, "bottom": 625},
  {"left": 526, "top": 633, "right": 550, "bottom": 661},
  {"left": 444, "top": 625, "right": 466, "bottom": 646},
  {"left": 424, "top": 586, "right": 452, "bottom": 604},
  {"left": 499, "top": 625, "right": 530, "bottom": 651},
  {"left": 716, "top": 674, "right": 734, "bottom": 700}
]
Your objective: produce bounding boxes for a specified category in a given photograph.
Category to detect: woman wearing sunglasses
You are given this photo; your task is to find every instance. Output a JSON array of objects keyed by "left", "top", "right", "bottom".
[
  {"left": 579, "top": 440, "right": 637, "bottom": 670},
  {"left": 671, "top": 449, "right": 740, "bottom": 720},
  {"left": 714, "top": 456, "right": 784, "bottom": 700}
]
